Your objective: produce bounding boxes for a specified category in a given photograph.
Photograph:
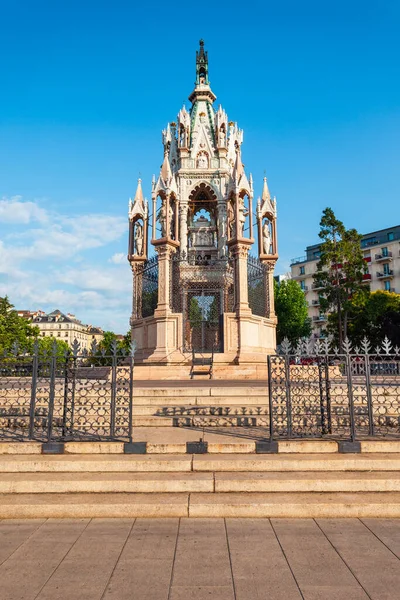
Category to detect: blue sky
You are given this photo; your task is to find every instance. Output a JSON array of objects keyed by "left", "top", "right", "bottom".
[{"left": 1, "top": 0, "right": 399, "bottom": 333}]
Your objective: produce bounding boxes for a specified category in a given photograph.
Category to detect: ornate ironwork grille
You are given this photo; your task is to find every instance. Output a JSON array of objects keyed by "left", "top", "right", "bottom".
[
  {"left": 0, "top": 342, "right": 134, "bottom": 442},
  {"left": 269, "top": 338, "right": 400, "bottom": 439},
  {"left": 135, "top": 256, "right": 158, "bottom": 319},
  {"left": 1, "top": 336, "right": 399, "bottom": 444},
  {"left": 247, "top": 255, "right": 267, "bottom": 317},
  {"left": 170, "top": 252, "right": 234, "bottom": 352}
]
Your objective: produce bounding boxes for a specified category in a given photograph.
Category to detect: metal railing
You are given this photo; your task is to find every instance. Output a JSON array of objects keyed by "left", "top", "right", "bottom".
[
  {"left": 0, "top": 340, "right": 135, "bottom": 443},
  {"left": 1, "top": 336, "right": 399, "bottom": 445}
]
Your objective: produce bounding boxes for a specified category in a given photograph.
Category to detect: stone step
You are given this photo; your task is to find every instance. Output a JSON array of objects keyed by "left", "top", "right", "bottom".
[
  {"left": 1, "top": 491, "right": 400, "bottom": 518},
  {"left": 192, "top": 453, "right": 400, "bottom": 472},
  {"left": 188, "top": 492, "right": 400, "bottom": 518},
  {"left": 0, "top": 493, "right": 189, "bottom": 518},
  {"left": 214, "top": 471, "right": 400, "bottom": 493},
  {"left": 0, "top": 472, "right": 213, "bottom": 493},
  {"left": 131, "top": 417, "right": 174, "bottom": 427},
  {"left": 131, "top": 404, "right": 270, "bottom": 415},
  {"left": 1, "top": 470, "right": 399, "bottom": 494},
  {"left": 2, "top": 453, "right": 400, "bottom": 473},
  {"left": 0, "top": 454, "right": 192, "bottom": 473},
  {"left": 3, "top": 439, "right": 400, "bottom": 455}
]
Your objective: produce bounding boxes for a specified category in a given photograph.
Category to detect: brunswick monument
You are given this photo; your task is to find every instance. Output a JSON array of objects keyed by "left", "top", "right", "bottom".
[{"left": 128, "top": 41, "right": 278, "bottom": 366}]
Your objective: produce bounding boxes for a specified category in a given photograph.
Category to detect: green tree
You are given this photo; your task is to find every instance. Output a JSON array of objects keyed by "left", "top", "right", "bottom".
[
  {"left": 340, "top": 290, "right": 400, "bottom": 348},
  {"left": 274, "top": 280, "right": 312, "bottom": 345},
  {"left": 189, "top": 297, "right": 203, "bottom": 328},
  {"left": 88, "top": 330, "right": 132, "bottom": 365},
  {"left": 36, "top": 336, "right": 70, "bottom": 360},
  {"left": 208, "top": 297, "right": 219, "bottom": 324},
  {"left": 0, "top": 296, "right": 39, "bottom": 353},
  {"left": 313, "top": 208, "right": 367, "bottom": 350}
]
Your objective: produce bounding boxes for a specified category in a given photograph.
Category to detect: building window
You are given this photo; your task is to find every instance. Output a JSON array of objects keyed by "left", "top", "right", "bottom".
[
  {"left": 383, "top": 263, "right": 391, "bottom": 275},
  {"left": 300, "top": 281, "right": 306, "bottom": 291},
  {"left": 299, "top": 266, "right": 305, "bottom": 275},
  {"left": 382, "top": 247, "right": 388, "bottom": 257},
  {"left": 388, "top": 232, "right": 394, "bottom": 241},
  {"left": 384, "top": 280, "right": 391, "bottom": 291}
]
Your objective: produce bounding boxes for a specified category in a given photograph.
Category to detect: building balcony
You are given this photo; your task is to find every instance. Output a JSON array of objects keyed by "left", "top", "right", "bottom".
[
  {"left": 311, "top": 299, "right": 320, "bottom": 306},
  {"left": 313, "top": 315, "right": 327, "bottom": 323},
  {"left": 377, "top": 270, "right": 394, "bottom": 279},
  {"left": 375, "top": 252, "right": 393, "bottom": 261},
  {"left": 312, "top": 283, "right": 324, "bottom": 291},
  {"left": 385, "top": 287, "right": 396, "bottom": 293},
  {"left": 290, "top": 255, "right": 307, "bottom": 266},
  {"left": 361, "top": 273, "right": 372, "bottom": 284},
  {"left": 300, "top": 285, "right": 309, "bottom": 293},
  {"left": 293, "top": 272, "right": 307, "bottom": 280}
]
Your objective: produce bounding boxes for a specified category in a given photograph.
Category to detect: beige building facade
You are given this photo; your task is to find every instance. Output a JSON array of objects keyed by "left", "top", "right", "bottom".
[
  {"left": 291, "top": 225, "right": 400, "bottom": 338},
  {"left": 19, "top": 309, "right": 104, "bottom": 350}
]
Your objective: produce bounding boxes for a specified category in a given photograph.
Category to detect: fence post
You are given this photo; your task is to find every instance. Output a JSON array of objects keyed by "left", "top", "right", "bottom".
[
  {"left": 256, "top": 355, "right": 278, "bottom": 453},
  {"left": 338, "top": 353, "right": 361, "bottom": 453},
  {"left": 318, "top": 357, "right": 327, "bottom": 435},
  {"left": 285, "top": 355, "right": 292, "bottom": 439},
  {"left": 28, "top": 345, "right": 39, "bottom": 440},
  {"left": 128, "top": 355, "right": 134, "bottom": 444},
  {"left": 110, "top": 353, "right": 117, "bottom": 440},
  {"left": 268, "top": 355, "right": 274, "bottom": 442},
  {"left": 324, "top": 356, "right": 332, "bottom": 434},
  {"left": 46, "top": 354, "right": 56, "bottom": 443},
  {"left": 364, "top": 353, "right": 374, "bottom": 437}
]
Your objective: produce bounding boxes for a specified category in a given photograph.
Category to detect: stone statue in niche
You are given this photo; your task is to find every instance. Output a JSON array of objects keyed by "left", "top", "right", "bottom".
[
  {"left": 262, "top": 219, "right": 272, "bottom": 254},
  {"left": 196, "top": 153, "right": 208, "bottom": 169},
  {"left": 169, "top": 203, "right": 175, "bottom": 238},
  {"left": 219, "top": 128, "right": 226, "bottom": 147},
  {"left": 179, "top": 126, "right": 188, "bottom": 148},
  {"left": 238, "top": 197, "right": 248, "bottom": 237},
  {"left": 134, "top": 222, "right": 143, "bottom": 256},
  {"left": 227, "top": 202, "right": 235, "bottom": 238},
  {"left": 157, "top": 203, "right": 167, "bottom": 237}
]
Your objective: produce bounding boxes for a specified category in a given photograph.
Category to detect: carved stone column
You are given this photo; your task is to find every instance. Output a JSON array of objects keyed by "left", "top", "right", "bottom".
[
  {"left": 217, "top": 202, "right": 227, "bottom": 258},
  {"left": 230, "top": 241, "right": 252, "bottom": 315},
  {"left": 154, "top": 244, "right": 174, "bottom": 316},
  {"left": 179, "top": 202, "right": 188, "bottom": 256},
  {"left": 130, "top": 262, "right": 143, "bottom": 323},
  {"left": 261, "top": 259, "right": 277, "bottom": 319}
]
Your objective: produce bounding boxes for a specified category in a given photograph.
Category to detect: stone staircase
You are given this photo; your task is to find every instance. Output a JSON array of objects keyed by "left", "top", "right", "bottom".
[
  {"left": 130, "top": 385, "right": 270, "bottom": 427},
  {"left": 1, "top": 442, "right": 400, "bottom": 518}
]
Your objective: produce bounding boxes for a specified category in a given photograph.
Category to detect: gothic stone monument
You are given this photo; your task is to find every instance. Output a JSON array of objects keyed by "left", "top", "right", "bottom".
[{"left": 128, "top": 40, "right": 278, "bottom": 366}]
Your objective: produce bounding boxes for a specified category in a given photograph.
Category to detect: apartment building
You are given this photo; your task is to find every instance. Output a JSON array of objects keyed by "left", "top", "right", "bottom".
[
  {"left": 18, "top": 309, "right": 104, "bottom": 350},
  {"left": 290, "top": 225, "right": 400, "bottom": 338}
]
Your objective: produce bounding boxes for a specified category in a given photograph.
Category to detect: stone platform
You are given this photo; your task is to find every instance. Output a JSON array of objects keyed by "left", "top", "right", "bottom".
[{"left": 2, "top": 441, "right": 400, "bottom": 518}]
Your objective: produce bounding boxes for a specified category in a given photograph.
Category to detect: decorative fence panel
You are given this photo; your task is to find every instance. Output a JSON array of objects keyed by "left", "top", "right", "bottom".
[
  {"left": 1, "top": 336, "right": 399, "bottom": 444},
  {"left": 0, "top": 342, "right": 134, "bottom": 443}
]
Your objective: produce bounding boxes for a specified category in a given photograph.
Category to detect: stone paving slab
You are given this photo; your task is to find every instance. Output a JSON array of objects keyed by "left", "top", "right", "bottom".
[{"left": 0, "top": 518, "right": 398, "bottom": 600}]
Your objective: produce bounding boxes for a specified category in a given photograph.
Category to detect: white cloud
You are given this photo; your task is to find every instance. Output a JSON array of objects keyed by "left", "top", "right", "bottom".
[
  {"left": 0, "top": 194, "right": 131, "bottom": 332},
  {"left": 0, "top": 196, "right": 48, "bottom": 224},
  {"left": 56, "top": 266, "right": 131, "bottom": 294},
  {"left": 109, "top": 252, "right": 126, "bottom": 265}
]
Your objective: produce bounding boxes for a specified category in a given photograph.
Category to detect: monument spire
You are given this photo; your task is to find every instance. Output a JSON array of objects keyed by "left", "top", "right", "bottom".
[
  {"left": 189, "top": 39, "right": 216, "bottom": 104},
  {"left": 196, "top": 39, "right": 209, "bottom": 85}
]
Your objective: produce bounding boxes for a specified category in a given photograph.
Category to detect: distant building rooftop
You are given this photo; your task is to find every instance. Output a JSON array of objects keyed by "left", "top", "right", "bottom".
[{"left": 291, "top": 224, "right": 400, "bottom": 265}]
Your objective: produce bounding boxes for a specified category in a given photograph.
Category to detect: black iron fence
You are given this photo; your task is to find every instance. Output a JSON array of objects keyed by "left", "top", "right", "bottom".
[
  {"left": 268, "top": 337, "right": 400, "bottom": 443},
  {"left": 1, "top": 336, "right": 399, "bottom": 446},
  {"left": 0, "top": 341, "right": 134, "bottom": 443}
]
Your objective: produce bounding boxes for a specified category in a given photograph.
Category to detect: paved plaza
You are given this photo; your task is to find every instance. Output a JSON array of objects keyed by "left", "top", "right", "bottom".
[{"left": 0, "top": 518, "right": 399, "bottom": 599}]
